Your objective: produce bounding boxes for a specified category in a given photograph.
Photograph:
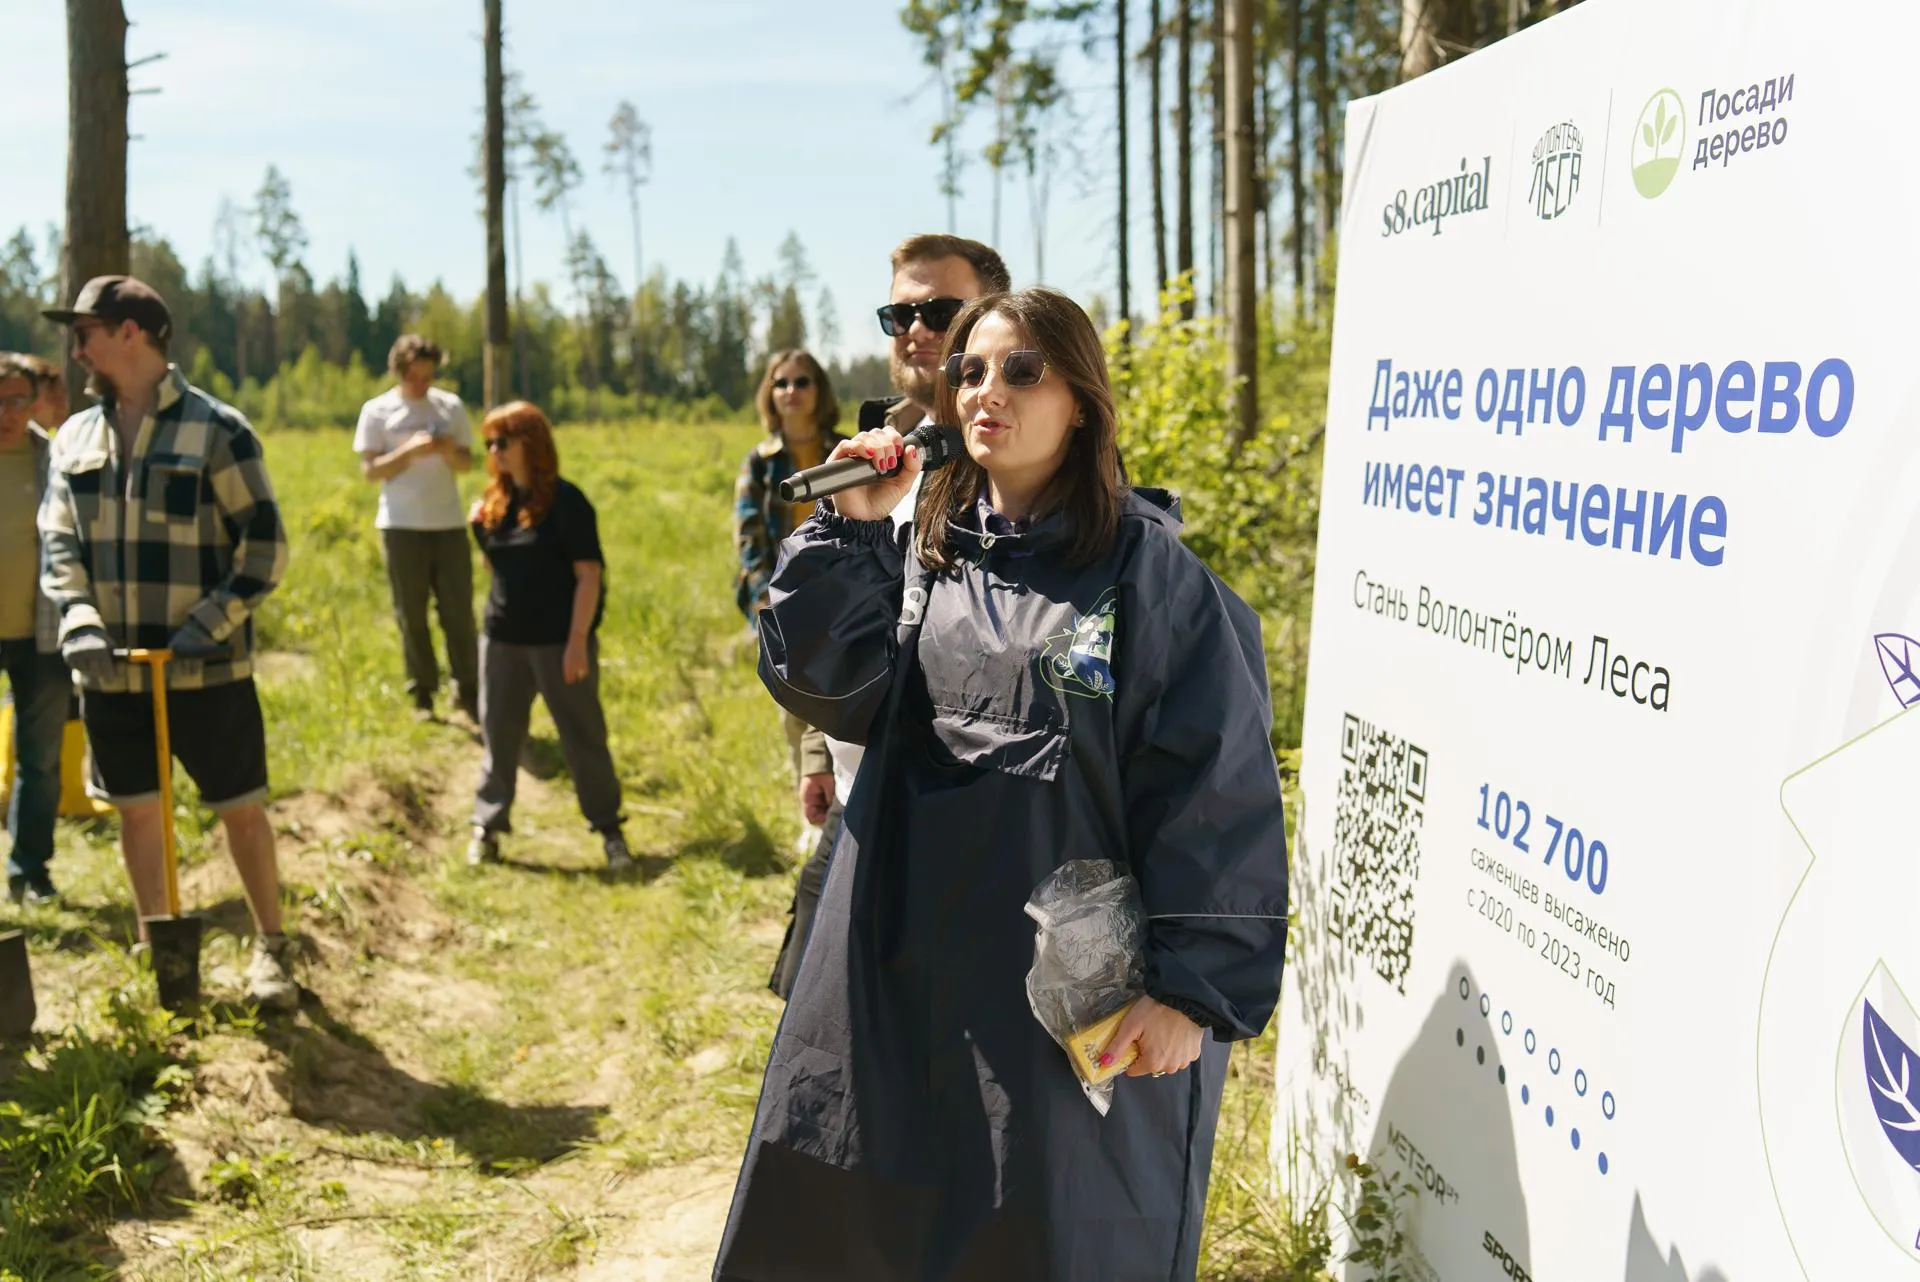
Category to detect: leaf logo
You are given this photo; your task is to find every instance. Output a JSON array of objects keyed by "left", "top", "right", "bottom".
[
  {"left": 1874, "top": 633, "right": 1920, "bottom": 708},
  {"left": 1040, "top": 588, "right": 1118, "bottom": 700},
  {"left": 1630, "top": 88, "right": 1686, "bottom": 199},
  {"left": 1865, "top": 1000, "right": 1920, "bottom": 1173}
]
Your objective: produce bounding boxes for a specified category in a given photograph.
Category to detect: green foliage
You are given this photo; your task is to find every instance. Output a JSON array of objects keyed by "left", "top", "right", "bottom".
[
  {"left": 0, "top": 985, "right": 192, "bottom": 1279},
  {"left": 203, "top": 1147, "right": 299, "bottom": 1206},
  {"left": 1197, "top": 1031, "right": 1338, "bottom": 1281},
  {"left": 1112, "top": 276, "right": 1328, "bottom": 745},
  {"left": 5, "top": 220, "right": 866, "bottom": 427},
  {"left": 1340, "top": 1153, "right": 1416, "bottom": 1281}
]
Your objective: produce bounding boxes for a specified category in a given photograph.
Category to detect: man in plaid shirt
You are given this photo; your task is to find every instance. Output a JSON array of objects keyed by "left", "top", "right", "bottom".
[{"left": 38, "top": 275, "right": 297, "bottom": 1008}]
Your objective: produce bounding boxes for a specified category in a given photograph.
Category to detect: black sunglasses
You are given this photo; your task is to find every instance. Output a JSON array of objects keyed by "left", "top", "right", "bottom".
[
  {"left": 772, "top": 376, "right": 812, "bottom": 391},
  {"left": 485, "top": 436, "right": 515, "bottom": 451},
  {"left": 876, "top": 297, "right": 966, "bottom": 337},
  {"left": 942, "top": 350, "right": 1048, "bottom": 390}
]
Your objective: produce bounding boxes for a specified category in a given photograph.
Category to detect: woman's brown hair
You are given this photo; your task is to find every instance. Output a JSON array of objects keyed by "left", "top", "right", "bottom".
[
  {"left": 753, "top": 349, "right": 840, "bottom": 438},
  {"left": 916, "top": 288, "right": 1125, "bottom": 572},
  {"left": 476, "top": 401, "right": 560, "bottom": 531}
]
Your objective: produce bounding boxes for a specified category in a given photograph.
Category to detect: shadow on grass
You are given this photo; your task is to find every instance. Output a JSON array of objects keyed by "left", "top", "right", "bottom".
[
  {"left": 0, "top": 1014, "right": 191, "bottom": 1279},
  {"left": 679, "top": 812, "right": 784, "bottom": 879},
  {"left": 519, "top": 734, "right": 568, "bottom": 782},
  {"left": 496, "top": 852, "right": 675, "bottom": 884},
  {"left": 255, "top": 992, "right": 606, "bottom": 1172},
  {"left": 5, "top": 895, "right": 141, "bottom": 952}
]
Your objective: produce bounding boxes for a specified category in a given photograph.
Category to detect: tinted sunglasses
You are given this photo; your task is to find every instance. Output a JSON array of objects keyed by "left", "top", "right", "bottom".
[
  {"left": 484, "top": 435, "right": 516, "bottom": 451},
  {"left": 942, "top": 350, "right": 1048, "bottom": 390},
  {"left": 772, "top": 376, "right": 812, "bottom": 391},
  {"left": 876, "top": 297, "right": 966, "bottom": 337}
]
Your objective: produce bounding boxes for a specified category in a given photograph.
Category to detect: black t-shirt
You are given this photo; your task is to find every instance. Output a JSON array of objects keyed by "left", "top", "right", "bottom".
[{"left": 470, "top": 477, "right": 606, "bottom": 644}]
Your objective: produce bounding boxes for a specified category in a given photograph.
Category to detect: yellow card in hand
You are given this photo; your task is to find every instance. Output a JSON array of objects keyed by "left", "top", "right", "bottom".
[{"left": 1067, "top": 1001, "right": 1139, "bottom": 1085}]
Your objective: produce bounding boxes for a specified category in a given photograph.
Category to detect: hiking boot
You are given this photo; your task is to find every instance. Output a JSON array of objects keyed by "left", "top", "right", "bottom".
[
  {"left": 7, "top": 874, "right": 58, "bottom": 907},
  {"left": 467, "top": 827, "right": 500, "bottom": 867},
  {"left": 603, "top": 833, "right": 635, "bottom": 874},
  {"left": 245, "top": 933, "right": 300, "bottom": 1010}
]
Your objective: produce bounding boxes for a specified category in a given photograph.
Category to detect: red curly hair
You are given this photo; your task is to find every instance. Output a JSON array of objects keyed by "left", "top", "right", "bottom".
[{"left": 477, "top": 401, "right": 560, "bottom": 531}]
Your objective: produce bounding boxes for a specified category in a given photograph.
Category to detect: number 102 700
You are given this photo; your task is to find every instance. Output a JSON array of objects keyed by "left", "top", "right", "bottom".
[{"left": 1475, "top": 783, "right": 1609, "bottom": 896}]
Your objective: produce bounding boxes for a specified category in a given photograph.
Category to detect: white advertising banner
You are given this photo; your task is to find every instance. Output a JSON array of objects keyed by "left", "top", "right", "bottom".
[{"left": 1278, "top": 1, "right": 1920, "bottom": 1278}]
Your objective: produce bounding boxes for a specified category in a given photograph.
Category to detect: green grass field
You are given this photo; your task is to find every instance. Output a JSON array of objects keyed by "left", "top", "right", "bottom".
[{"left": 0, "top": 419, "right": 1324, "bottom": 1280}]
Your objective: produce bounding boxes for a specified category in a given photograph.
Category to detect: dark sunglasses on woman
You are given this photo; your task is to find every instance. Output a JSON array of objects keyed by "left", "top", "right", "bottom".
[
  {"left": 875, "top": 297, "right": 967, "bottom": 337},
  {"left": 772, "top": 376, "right": 812, "bottom": 390},
  {"left": 942, "top": 350, "right": 1048, "bottom": 389},
  {"left": 485, "top": 436, "right": 514, "bottom": 451}
]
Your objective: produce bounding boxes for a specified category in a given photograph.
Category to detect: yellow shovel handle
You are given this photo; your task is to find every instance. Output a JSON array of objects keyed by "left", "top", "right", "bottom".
[{"left": 123, "top": 649, "right": 179, "bottom": 917}]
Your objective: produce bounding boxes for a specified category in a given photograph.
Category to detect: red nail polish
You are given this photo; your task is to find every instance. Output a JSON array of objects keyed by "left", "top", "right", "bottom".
[{"left": 1098, "top": 1053, "right": 1113, "bottom": 1068}]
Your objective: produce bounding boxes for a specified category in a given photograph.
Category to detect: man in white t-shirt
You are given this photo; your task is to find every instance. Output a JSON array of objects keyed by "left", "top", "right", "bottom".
[{"left": 353, "top": 334, "right": 479, "bottom": 720}]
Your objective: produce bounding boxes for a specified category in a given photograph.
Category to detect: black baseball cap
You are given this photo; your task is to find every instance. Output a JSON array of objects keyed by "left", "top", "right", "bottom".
[{"left": 42, "top": 275, "right": 173, "bottom": 341}]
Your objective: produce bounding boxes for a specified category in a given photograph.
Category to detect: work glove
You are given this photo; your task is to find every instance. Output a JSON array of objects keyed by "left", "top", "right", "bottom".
[
  {"left": 167, "top": 617, "right": 226, "bottom": 660},
  {"left": 60, "top": 626, "right": 116, "bottom": 686}
]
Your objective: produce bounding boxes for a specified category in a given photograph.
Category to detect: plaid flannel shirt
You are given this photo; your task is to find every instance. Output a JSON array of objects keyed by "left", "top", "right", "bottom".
[
  {"left": 732, "top": 429, "right": 848, "bottom": 622},
  {"left": 37, "top": 366, "right": 288, "bottom": 693}
]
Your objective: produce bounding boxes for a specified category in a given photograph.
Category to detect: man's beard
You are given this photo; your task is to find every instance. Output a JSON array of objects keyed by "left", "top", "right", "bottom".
[
  {"left": 890, "top": 351, "right": 937, "bottom": 410},
  {"left": 85, "top": 369, "right": 115, "bottom": 404}
]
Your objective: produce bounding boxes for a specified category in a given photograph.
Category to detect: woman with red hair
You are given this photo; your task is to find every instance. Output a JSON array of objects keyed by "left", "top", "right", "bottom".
[{"left": 466, "top": 402, "right": 630, "bottom": 871}]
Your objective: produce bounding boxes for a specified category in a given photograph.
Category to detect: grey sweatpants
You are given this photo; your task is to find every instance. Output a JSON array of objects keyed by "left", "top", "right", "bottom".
[
  {"left": 473, "top": 634, "right": 622, "bottom": 835},
  {"left": 380, "top": 527, "right": 479, "bottom": 710}
]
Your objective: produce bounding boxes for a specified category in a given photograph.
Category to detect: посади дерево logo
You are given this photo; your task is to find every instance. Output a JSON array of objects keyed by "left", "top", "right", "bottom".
[{"left": 1631, "top": 89, "right": 1686, "bottom": 198}]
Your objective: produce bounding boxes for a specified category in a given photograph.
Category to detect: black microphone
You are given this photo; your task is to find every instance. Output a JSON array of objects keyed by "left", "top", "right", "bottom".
[{"left": 777, "top": 422, "right": 965, "bottom": 504}]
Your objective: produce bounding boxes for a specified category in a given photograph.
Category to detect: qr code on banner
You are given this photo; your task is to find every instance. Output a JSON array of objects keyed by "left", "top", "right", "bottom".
[{"left": 1329, "top": 713, "right": 1427, "bottom": 993}]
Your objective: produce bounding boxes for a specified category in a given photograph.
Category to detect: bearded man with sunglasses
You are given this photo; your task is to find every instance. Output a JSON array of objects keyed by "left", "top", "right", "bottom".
[{"left": 767, "top": 234, "right": 1010, "bottom": 1000}]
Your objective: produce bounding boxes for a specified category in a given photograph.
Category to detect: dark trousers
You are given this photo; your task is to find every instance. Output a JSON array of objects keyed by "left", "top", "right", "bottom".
[
  {"left": 380, "top": 527, "right": 479, "bottom": 710},
  {"left": 770, "top": 803, "right": 843, "bottom": 999},
  {"left": 473, "top": 635, "right": 622, "bottom": 836},
  {"left": 3, "top": 640, "right": 69, "bottom": 883}
]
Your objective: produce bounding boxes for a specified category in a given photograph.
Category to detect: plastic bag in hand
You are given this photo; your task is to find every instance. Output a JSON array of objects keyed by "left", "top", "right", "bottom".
[{"left": 1024, "top": 859, "right": 1146, "bottom": 1116}]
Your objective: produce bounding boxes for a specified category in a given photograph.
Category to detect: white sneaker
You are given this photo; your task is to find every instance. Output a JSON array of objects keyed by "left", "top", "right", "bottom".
[
  {"left": 245, "top": 933, "right": 300, "bottom": 1010},
  {"left": 467, "top": 827, "right": 500, "bottom": 866}
]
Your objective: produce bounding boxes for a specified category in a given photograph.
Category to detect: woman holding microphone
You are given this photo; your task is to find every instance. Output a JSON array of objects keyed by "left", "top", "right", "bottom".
[{"left": 715, "top": 288, "right": 1288, "bottom": 1281}]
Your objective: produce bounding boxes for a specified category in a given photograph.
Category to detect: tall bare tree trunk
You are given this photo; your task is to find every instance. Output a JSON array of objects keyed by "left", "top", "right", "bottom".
[
  {"left": 1312, "top": 0, "right": 1335, "bottom": 309},
  {"left": 1288, "top": 0, "right": 1307, "bottom": 316},
  {"left": 1149, "top": 0, "right": 1167, "bottom": 305},
  {"left": 1115, "top": 0, "right": 1131, "bottom": 342},
  {"left": 63, "top": 0, "right": 129, "bottom": 399},
  {"left": 1175, "top": 0, "right": 1195, "bottom": 319},
  {"left": 1209, "top": 0, "right": 1224, "bottom": 316},
  {"left": 483, "top": 0, "right": 510, "bottom": 405},
  {"left": 511, "top": 181, "right": 529, "bottom": 394},
  {"left": 1400, "top": 0, "right": 1477, "bottom": 80},
  {"left": 628, "top": 201, "right": 644, "bottom": 400},
  {"left": 1224, "top": 0, "right": 1257, "bottom": 447},
  {"left": 1256, "top": 9, "right": 1273, "bottom": 322}
]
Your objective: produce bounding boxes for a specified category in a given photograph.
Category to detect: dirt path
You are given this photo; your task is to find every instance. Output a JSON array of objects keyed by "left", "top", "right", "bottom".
[
  {"left": 21, "top": 738, "right": 790, "bottom": 1279},
  {"left": 566, "top": 1160, "right": 735, "bottom": 1281}
]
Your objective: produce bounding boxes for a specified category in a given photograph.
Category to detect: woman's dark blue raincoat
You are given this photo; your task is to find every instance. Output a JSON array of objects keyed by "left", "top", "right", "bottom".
[{"left": 715, "top": 488, "right": 1288, "bottom": 1282}]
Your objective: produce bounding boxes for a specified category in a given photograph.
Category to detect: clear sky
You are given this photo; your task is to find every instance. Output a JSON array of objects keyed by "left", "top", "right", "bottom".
[{"left": 7, "top": 0, "right": 1192, "bottom": 361}]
